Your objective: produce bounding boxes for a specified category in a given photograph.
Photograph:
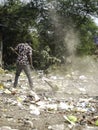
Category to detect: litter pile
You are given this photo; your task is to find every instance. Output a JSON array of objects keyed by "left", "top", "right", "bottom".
[{"left": 0, "top": 67, "right": 98, "bottom": 130}]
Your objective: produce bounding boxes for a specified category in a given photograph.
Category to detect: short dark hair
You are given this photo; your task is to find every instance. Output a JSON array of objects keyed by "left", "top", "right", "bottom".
[{"left": 26, "top": 40, "right": 32, "bottom": 46}]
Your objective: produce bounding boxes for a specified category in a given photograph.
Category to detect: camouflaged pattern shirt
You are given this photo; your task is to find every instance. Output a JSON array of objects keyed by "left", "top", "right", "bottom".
[{"left": 15, "top": 43, "right": 32, "bottom": 65}]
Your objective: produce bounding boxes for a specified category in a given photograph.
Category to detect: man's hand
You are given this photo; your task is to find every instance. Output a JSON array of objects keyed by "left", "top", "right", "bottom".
[
  {"left": 10, "top": 47, "right": 14, "bottom": 51},
  {"left": 10, "top": 47, "right": 20, "bottom": 56},
  {"left": 31, "top": 65, "right": 34, "bottom": 70}
]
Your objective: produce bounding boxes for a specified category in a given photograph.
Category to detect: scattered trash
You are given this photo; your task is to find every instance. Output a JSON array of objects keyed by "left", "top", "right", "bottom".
[
  {"left": 83, "top": 126, "right": 98, "bottom": 130},
  {"left": 29, "top": 90, "right": 40, "bottom": 102},
  {"left": 48, "top": 124, "right": 65, "bottom": 130},
  {"left": 0, "top": 83, "right": 4, "bottom": 89},
  {"left": 79, "top": 75, "right": 87, "bottom": 80},
  {"left": 78, "top": 88, "right": 86, "bottom": 93},
  {"left": 63, "top": 115, "right": 75, "bottom": 125},
  {"left": 95, "top": 120, "right": 98, "bottom": 126},
  {"left": 0, "top": 68, "right": 98, "bottom": 130},
  {"left": 0, "top": 67, "right": 5, "bottom": 74},
  {"left": 0, "top": 83, "right": 4, "bottom": 94},
  {"left": 46, "top": 104, "right": 58, "bottom": 111},
  {"left": 58, "top": 102, "right": 74, "bottom": 110},
  {"left": 0, "top": 126, "right": 19, "bottom": 130},
  {"left": 5, "top": 74, "right": 13, "bottom": 78},
  {"left": 67, "top": 115, "right": 77, "bottom": 123},
  {"left": 29, "top": 104, "right": 40, "bottom": 115},
  {"left": 4, "top": 89, "right": 11, "bottom": 94}
]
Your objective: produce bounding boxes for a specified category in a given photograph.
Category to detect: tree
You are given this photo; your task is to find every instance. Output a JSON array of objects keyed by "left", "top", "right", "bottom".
[
  {"left": 35, "top": 0, "right": 98, "bottom": 62},
  {"left": 77, "top": 20, "right": 98, "bottom": 55},
  {"left": 0, "top": 0, "right": 98, "bottom": 69},
  {"left": 0, "top": 0, "right": 39, "bottom": 65}
]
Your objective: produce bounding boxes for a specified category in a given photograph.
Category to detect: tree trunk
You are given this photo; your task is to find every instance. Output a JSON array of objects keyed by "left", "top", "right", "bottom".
[{"left": 0, "top": 33, "right": 3, "bottom": 68}]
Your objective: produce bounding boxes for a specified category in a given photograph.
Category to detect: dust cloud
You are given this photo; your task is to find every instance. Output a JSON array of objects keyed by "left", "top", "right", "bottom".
[
  {"left": 48, "top": 8, "right": 98, "bottom": 76},
  {"left": 48, "top": 7, "right": 79, "bottom": 56}
]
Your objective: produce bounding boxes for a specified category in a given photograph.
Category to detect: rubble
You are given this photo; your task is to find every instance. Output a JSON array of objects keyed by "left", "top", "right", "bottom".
[{"left": 0, "top": 69, "right": 98, "bottom": 130}]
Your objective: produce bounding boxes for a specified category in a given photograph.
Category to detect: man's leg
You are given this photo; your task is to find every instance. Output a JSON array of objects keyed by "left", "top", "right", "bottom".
[
  {"left": 13, "top": 64, "right": 22, "bottom": 88},
  {"left": 23, "top": 65, "right": 33, "bottom": 89},
  {"left": 23, "top": 65, "right": 40, "bottom": 101}
]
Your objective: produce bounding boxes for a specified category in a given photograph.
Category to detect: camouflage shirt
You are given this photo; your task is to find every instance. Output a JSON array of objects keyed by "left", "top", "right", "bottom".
[{"left": 15, "top": 43, "right": 32, "bottom": 65}]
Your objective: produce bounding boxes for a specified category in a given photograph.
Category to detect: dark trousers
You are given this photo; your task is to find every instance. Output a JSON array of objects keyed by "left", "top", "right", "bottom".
[{"left": 14, "top": 64, "right": 33, "bottom": 89}]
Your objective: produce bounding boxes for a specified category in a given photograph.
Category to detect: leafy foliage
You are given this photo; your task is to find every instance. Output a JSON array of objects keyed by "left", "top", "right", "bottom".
[
  {"left": 77, "top": 20, "right": 98, "bottom": 55},
  {"left": 0, "top": 0, "right": 98, "bottom": 69}
]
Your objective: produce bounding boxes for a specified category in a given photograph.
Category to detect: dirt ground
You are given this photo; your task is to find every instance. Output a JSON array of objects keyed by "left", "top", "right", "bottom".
[{"left": 0, "top": 57, "right": 98, "bottom": 130}]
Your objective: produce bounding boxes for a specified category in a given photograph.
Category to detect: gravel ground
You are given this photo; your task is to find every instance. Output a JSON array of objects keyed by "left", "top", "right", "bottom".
[{"left": 0, "top": 56, "right": 98, "bottom": 130}]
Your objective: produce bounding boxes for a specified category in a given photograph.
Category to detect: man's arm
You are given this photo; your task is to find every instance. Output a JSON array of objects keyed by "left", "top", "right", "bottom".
[
  {"left": 28, "top": 55, "right": 35, "bottom": 69},
  {"left": 29, "top": 55, "right": 33, "bottom": 66},
  {"left": 10, "top": 47, "right": 19, "bottom": 56}
]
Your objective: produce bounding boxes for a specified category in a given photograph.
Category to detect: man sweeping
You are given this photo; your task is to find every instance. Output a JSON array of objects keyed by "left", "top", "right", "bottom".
[
  {"left": 10, "top": 41, "right": 40, "bottom": 101},
  {"left": 11, "top": 41, "right": 33, "bottom": 89}
]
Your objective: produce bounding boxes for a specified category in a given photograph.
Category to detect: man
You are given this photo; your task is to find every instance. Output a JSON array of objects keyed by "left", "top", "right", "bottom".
[{"left": 12, "top": 42, "right": 33, "bottom": 89}]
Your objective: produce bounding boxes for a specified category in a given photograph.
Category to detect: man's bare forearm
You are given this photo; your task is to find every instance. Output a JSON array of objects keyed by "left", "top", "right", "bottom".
[
  {"left": 10, "top": 47, "right": 19, "bottom": 56},
  {"left": 29, "top": 55, "right": 33, "bottom": 66}
]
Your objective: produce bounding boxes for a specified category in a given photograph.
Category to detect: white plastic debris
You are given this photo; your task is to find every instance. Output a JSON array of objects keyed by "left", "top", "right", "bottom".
[
  {"left": 0, "top": 90, "right": 3, "bottom": 94},
  {"left": 48, "top": 124, "right": 65, "bottom": 130},
  {"left": 36, "top": 101, "right": 45, "bottom": 106},
  {"left": 79, "top": 98, "right": 93, "bottom": 102},
  {"left": 82, "top": 126, "right": 98, "bottom": 130},
  {"left": 5, "top": 74, "right": 13, "bottom": 78},
  {"left": 10, "top": 88, "right": 17, "bottom": 91},
  {"left": 63, "top": 115, "right": 75, "bottom": 126},
  {"left": 20, "top": 85, "right": 28, "bottom": 90},
  {"left": 29, "top": 104, "right": 40, "bottom": 115},
  {"left": 58, "top": 102, "right": 74, "bottom": 110},
  {"left": 0, "top": 126, "right": 12, "bottom": 130},
  {"left": 78, "top": 88, "right": 86, "bottom": 92},
  {"left": 65, "top": 74, "right": 72, "bottom": 78},
  {"left": 4, "top": 89, "right": 11, "bottom": 94},
  {"left": 79, "top": 75, "right": 87, "bottom": 80},
  {"left": 30, "top": 109, "right": 40, "bottom": 116},
  {"left": 50, "top": 76, "right": 57, "bottom": 80},
  {"left": 17, "top": 102, "right": 25, "bottom": 110},
  {"left": 75, "top": 107, "right": 88, "bottom": 112},
  {"left": 58, "top": 102, "right": 69, "bottom": 110},
  {"left": 17, "top": 95, "right": 26, "bottom": 102},
  {"left": 4, "top": 82, "right": 11, "bottom": 87},
  {"left": 30, "top": 91, "right": 40, "bottom": 101},
  {"left": 46, "top": 104, "right": 58, "bottom": 111}
]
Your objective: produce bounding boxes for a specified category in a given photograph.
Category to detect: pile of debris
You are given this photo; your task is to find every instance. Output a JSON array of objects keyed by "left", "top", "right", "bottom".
[{"left": 0, "top": 68, "right": 98, "bottom": 130}]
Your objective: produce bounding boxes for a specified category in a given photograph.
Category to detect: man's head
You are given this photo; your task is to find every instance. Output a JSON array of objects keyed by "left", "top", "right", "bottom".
[{"left": 26, "top": 40, "right": 32, "bottom": 46}]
